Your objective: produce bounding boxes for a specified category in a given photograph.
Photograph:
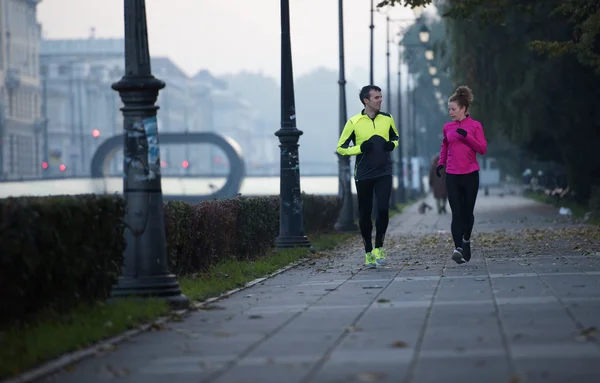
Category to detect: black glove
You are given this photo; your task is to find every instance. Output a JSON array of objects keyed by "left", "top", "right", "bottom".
[
  {"left": 383, "top": 141, "right": 395, "bottom": 152},
  {"left": 456, "top": 128, "right": 467, "bottom": 137},
  {"left": 436, "top": 165, "right": 444, "bottom": 177},
  {"left": 360, "top": 141, "right": 373, "bottom": 154}
]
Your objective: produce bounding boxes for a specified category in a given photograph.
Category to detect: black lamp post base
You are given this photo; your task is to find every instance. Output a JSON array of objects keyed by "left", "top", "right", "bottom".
[
  {"left": 275, "top": 235, "right": 311, "bottom": 249},
  {"left": 111, "top": 275, "right": 190, "bottom": 310}
]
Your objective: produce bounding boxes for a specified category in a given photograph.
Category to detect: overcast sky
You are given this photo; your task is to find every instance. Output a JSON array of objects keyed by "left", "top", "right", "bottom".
[{"left": 37, "top": 0, "right": 426, "bottom": 85}]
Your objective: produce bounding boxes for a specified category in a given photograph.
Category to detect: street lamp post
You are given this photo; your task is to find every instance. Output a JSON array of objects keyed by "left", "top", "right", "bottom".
[
  {"left": 335, "top": 0, "right": 358, "bottom": 232},
  {"left": 411, "top": 84, "right": 421, "bottom": 194},
  {"left": 41, "top": 65, "right": 49, "bottom": 178},
  {"left": 395, "top": 46, "right": 406, "bottom": 203},
  {"left": 406, "top": 73, "right": 414, "bottom": 194},
  {"left": 369, "top": 0, "right": 375, "bottom": 84},
  {"left": 397, "top": 32, "right": 431, "bottom": 200},
  {"left": 381, "top": 12, "right": 430, "bottom": 204},
  {"left": 275, "top": 0, "right": 311, "bottom": 248},
  {"left": 110, "top": 0, "right": 189, "bottom": 308},
  {"left": 385, "top": 15, "right": 398, "bottom": 210}
]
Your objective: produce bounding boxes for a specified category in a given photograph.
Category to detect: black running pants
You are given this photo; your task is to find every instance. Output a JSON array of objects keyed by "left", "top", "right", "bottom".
[
  {"left": 446, "top": 170, "right": 479, "bottom": 248},
  {"left": 356, "top": 175, "right": 392, "bottom": 252}
]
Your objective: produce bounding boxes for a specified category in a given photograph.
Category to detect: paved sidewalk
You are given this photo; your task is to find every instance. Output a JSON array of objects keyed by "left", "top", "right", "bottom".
[{"left": 40, "top": 192, "right": 600, "bottom": 383}]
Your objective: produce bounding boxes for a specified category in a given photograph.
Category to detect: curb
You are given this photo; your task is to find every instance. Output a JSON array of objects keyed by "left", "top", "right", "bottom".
[{"left": 2, "top": 257, "right": 312, "bottom": 383}]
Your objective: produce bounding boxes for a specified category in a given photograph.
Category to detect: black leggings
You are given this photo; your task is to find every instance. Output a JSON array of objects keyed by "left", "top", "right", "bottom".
[
  {"left": 446, "top": 171, "right": 479, "bottom": 248},
  {"left": 356, "top": 175, "right": 392, "bottom": 252}
]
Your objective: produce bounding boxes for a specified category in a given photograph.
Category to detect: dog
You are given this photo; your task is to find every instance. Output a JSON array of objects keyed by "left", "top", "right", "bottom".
[{"left": 418, "top": 201, "right": 433, "bottom": 215}]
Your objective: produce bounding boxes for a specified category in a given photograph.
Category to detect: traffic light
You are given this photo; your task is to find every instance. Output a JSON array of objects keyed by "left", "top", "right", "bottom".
[
  {"left": 41, "top": 161, "right": 49, "bottom": 170},
  {"left": 182, "top": 160, "right": 189, "bottom": 169},
  {"left": 59, "top": 164, "right": 66, "bottom": 172},
  {"left": 92, "top": 129, "right": 100, "bottom": 138}
]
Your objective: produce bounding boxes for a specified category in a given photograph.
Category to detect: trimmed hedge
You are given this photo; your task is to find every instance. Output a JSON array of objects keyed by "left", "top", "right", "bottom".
[
  {"left": 1, "top": 192, "right": 343, "bottom": 327},
  {"left": 302, "top": 193, "right": 343, "bottom": 233},
  {"left": 0, "top": 195, "right": 126, "bottom": 327},
  {"left": 165, "top": 193, "right": 342, "bottom": 275}
]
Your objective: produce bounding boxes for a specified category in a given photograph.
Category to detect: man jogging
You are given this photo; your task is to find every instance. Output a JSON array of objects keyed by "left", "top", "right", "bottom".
[{"left": 336, "top": 85, "right": 399, "bottom": 268}]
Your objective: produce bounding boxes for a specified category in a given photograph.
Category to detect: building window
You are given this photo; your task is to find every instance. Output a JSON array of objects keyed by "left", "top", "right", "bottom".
[
  {"left": 8, "top": 135, "right": 15, "bottom": 175},
  {"left": 58, "top": 64, "right": 71, "bottom": 76},
  {"left": 7, "top": 134, "right": 35, "bottom": 177},
  {"left": 17, "top": 135, "right": 34, "bottom": 176}
]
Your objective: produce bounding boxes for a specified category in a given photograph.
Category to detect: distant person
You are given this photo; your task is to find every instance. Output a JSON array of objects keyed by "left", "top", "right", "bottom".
[
  {"left": 522, "top": 168, "right": 532, "bottom": 185},
  {"left": 429, "top": 155, "right": 447, "bottom": 214},
  {"left": 336, "top": 85, "right": 399, "bottom": 268},
  {"left": 436, "top": 85, "right": 487, "bottom": 264}
]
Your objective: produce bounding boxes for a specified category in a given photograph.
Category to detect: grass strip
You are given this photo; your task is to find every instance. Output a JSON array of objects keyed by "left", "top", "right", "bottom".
[{"left": 0, "top": 299, "right": 169, "bottom": 379}]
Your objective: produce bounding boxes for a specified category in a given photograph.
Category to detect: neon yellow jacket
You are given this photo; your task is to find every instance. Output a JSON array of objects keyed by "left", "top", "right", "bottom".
[{"left": 336, "top": 110, "right": 399, "bottom": 180}]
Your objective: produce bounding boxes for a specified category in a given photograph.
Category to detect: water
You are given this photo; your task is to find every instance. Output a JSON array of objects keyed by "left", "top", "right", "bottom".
[{"left": 0, "top": 176, "right": 385, "bottom": 198}]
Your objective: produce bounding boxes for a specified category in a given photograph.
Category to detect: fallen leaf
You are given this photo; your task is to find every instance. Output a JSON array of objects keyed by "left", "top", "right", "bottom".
[
  {"left": 581, "top": 326, "right": 598, "bottom": 336},
  {"left": 391, "top": 340, "right": 408, "bottom": 348},
  {"left": 214, "top": 331, "right": 230, "bottom": 338},
  {"left": 98, "top": 344, "right": 118, "bottom": 352},
  {"left": 577, "top": 326, "right": 598, "bottom": 342},
  {"left": 103, "top": 365, "right": 131, "bottom": 378},
  {"left": 248, "top": 315, "right": 263, "bottom": 319},
  {"left": 150, "top": 322, "right": 166, "bottom": 331},
  {"left": 377, "top": 298, "right": 391, "bottom": 303}
]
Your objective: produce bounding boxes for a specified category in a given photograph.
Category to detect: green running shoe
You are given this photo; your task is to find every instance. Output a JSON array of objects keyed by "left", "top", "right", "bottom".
[
  {"left": 373, "top": 247, "right": 387, "bottom": 266},
  {"left": 365, "top": 252, "right": 377, "bottom": 269}
]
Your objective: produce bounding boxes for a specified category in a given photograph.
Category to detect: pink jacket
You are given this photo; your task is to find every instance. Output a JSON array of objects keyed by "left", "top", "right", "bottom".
[{"left": 438, "top": 115, "right": 487, "bottom": 175}]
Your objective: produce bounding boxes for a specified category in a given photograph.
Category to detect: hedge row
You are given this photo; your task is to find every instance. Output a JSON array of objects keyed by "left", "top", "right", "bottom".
[
  {"left": 164, "top": 193, "right": 342, "bottom": 275},
  {"left": 0, "top": 195, "right": 126, "bottom": 327},
  {"left": 0, "top": 193, "right": 342, "bottom": 327}
]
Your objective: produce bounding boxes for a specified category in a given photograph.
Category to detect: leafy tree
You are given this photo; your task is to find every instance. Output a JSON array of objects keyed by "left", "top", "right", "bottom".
[
  {"left": 379, "top": 0, "right": 600, "bottom": 201},
  {"left": 378, "top": 0, "right": 600, "bottom": 73}
]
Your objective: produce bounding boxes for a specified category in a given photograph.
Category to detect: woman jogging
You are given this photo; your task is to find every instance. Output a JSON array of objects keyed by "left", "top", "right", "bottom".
[{"left": 435, "top": 86, "right": 487, "bottom": 264}]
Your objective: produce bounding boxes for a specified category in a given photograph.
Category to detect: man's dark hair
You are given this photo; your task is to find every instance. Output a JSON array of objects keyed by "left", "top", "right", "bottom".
[{"left": 359, "top": 85, "right": 381, "bottom": 105}]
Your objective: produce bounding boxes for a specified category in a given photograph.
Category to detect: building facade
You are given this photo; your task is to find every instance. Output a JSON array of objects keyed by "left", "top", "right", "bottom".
[
  {"left": 40, "top": 38, "right": 123, "bottom": 176},
  {"left": 0, "top": 0, "right": 43, "bottom": 180},
  {"left": 40, "top": 37, "right": 265, "bottom": 178}
]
